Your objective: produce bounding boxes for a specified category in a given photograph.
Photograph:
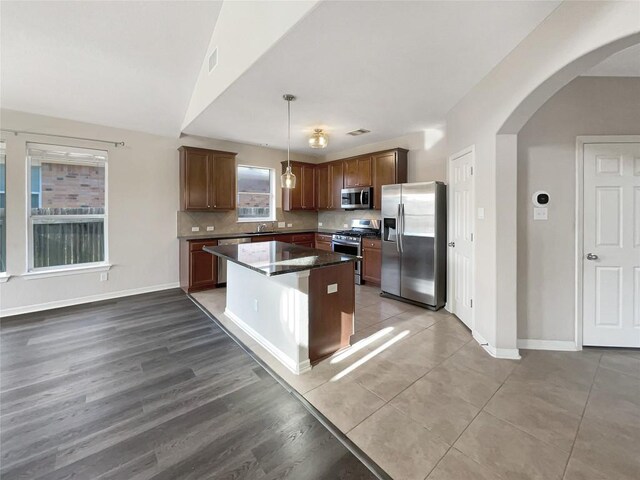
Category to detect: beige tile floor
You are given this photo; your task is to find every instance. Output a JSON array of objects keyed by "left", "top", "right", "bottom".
[{"left": 193, "top": 284, "right": 640, "bottom": 480}]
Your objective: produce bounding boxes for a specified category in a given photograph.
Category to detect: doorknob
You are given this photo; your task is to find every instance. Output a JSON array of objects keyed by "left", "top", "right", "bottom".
[
  {"left": 586, "top": 253, "right": 598, "bottom": 260},
  {"left": 448, "top": 242, "right": 455, "bottom": 247}
]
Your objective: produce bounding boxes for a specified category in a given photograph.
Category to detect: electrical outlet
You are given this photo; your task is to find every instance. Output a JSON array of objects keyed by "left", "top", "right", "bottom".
[
  {"left": 318, "top": 222, "right": 323, "bottom": 227},
  {"left": 477, "top": 208, "right": 485, "bottom": 220},
  {"left": 206, "top": 226, "right": 215, "bottom": 231},
  {"left": 287, "top": 223, "right": 292, "bottom": 228},
  {"left": 191, "top": 226, "right": 200, "bottom": 232},
  {"left": 327, "top": 283, "right": 338, "bottom": 294},
  {"left": 100, "top": 272, "right": 108, "bottom": 282},
  {"left": 343, "top": 224, "right": 348, "bottom": 228},
  {"left": 278, "top": 222, "right": 285, "bottom": 228}
]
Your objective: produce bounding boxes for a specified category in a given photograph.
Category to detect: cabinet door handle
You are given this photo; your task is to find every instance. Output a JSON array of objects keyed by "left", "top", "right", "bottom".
[{"left": 586, "top": 253, "right": 598, "bottom": 260}]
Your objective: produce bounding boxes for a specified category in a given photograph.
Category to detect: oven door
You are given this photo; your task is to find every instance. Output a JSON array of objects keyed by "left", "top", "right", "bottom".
[{"left": 332, "top": 240, "right": 361, "bottom": 283}]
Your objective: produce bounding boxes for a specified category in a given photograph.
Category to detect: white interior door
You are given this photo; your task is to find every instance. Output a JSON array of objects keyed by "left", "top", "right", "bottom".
[
  {"left": 448, "top": 149, "right": 474, "bottom": 329},
  {"left": 583, "top": 142, "right": 640, "bottom": 347}
]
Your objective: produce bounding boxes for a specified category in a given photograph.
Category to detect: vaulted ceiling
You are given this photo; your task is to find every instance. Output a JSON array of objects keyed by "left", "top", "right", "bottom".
[
  {"left": 0, "top": 1, "right": 222, "bottom": 136},
  {"left": 2, "top": 1, "right": 636, "bottom": 154}
]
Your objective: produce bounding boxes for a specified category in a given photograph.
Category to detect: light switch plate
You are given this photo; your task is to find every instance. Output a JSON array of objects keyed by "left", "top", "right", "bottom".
[
  {"left": 343, "top": 224, "right": 348, "bottom": 228},
  {"left": 206, "top": 226, "right": 215, "bottom": 231},
  {"left": 191, "top": 226, "right": 200, "bottom": 232},
  {"left": 477, "top": 208, "right": 485, "bottom": 220},
  {"left": 533, "top": 207, "right": 548, "bottom": 220},
  {"left": 327, "top": 283, "right": 338, "bottom": 294},
  {"left": 100, "top": 272, "right": 108, "bottom": 282},
  {"left": 278, "top": 222, "right": 285, "bottom": 228}
]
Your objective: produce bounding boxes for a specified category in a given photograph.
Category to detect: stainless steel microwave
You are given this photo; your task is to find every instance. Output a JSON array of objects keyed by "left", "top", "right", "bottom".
[{"left": 341, "top": 187, "right": 373, "bottom": 209}]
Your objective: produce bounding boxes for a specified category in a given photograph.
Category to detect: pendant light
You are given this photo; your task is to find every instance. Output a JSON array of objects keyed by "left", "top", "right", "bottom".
[
  {"left": 281, "top": 94, "right": 297, "bottom": 189},
  {"left": 309, "top": 128, "right": 329, "bottom": 149}
]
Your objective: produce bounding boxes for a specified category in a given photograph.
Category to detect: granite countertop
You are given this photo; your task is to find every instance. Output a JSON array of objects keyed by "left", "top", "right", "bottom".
[
  {"left": 179, "top": 228, "right": 337, "bottom": 241},
  {"left": 203, "top": 241, "right": 357, "bottom": 276}
]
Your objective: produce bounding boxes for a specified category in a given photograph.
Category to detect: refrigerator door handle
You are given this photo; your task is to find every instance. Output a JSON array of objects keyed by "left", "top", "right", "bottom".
[
  {"left": 399, "top": 203, "right": 405, "bottom": 253},
  {"left": 396, "top": 204, "right": 401, "bottom": 253}
]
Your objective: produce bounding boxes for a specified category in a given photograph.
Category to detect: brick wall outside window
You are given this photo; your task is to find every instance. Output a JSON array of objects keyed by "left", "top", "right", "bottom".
[{"left": 41, "top": 163, "right": 104, "bottom": 209}]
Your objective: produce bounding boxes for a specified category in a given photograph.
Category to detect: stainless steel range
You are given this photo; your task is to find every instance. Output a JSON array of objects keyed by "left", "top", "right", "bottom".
[{"left": 331, "top": 219, "right": 380, "bottom": 284}]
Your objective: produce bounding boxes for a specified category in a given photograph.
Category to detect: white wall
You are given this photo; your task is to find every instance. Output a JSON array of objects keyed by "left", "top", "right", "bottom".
[
  {"left": 323, "top": 130, "right": 447, "bottom": 183},
  {"left": 183, "top": 0, "right": 318, "bottom": 129},
  {"left": 446, "top": 1, "right": 640, "bottom": 357},
  {"left": 0, "top": 109, "right": 315, "bottom": 316},
  {"left": 517, "top": 76, "right": 640, "bottom": 342}
]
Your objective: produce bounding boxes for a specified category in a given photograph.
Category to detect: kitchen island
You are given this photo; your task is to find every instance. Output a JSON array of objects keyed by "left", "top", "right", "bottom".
[{"left": 204, "top": 241, "right": 357, "bottom": 374}]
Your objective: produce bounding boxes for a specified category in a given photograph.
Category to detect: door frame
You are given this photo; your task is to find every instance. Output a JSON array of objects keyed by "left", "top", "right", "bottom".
[
  {"left": 446, "top": 145, "right": 475, "bottom": 331},
  {"left": 574, "top": 135, "right": 640, "bottom": 350}
]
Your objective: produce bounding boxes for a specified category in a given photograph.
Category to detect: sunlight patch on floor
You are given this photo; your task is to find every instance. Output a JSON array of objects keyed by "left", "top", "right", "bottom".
[
  {"left": 331, "top": 330, "right": 410, "bottom": 381},
  {"left": 330, "top": 327, "right": 394, "bottom": 364}
]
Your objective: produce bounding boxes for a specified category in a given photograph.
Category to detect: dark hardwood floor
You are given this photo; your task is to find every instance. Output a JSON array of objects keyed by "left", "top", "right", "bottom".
[{"left": 1, "top": 289, "right": 377, "bottom": 480}]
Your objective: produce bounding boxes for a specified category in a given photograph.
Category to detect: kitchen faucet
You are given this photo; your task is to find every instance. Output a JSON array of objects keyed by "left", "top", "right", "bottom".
[{"left": 257, "top": 223, "right": 268, "bottom": 233}]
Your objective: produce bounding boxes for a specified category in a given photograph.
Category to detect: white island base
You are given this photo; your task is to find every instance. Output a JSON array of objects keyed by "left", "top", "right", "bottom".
[{"left": 223, "top": 260, "right": 354, "bottom": 375}]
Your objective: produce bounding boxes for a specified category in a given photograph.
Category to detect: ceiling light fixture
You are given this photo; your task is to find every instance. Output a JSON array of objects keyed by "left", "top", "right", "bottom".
[
  {"left": 281, "top": 94, "right": 297, "bottom": 189},
  {"left": 309, "top": 128, "right": 329, "bottom": 149}
]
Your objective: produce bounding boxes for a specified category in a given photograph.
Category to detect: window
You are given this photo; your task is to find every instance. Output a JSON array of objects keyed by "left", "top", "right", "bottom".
[
  {"left": 0, "top": 141, "right": 6, "bottom": 273},
  {"left": 28, "top": 143, "right": 107, "bottom": 271},
  {"left": 237, "top": 165, "right": 275, "bottom": 222}
]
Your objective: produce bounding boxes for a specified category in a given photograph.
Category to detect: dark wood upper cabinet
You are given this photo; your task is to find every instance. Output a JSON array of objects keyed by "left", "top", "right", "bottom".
[
  {"left": 301, "top": 164, "right": 316, "bottom": 209},
  {"left": 180, "top": 148, "right": 211, "bottom": 211},
  {"left": 329, "top": 161, "right": 344, "bottom": 209},
  {"left": 372, "top": 149, "right": 408, "bottom": 209},
  {"left": 179, "top": 146, "right": 237, "bottom": 211},
  {"left": 316, "top": 161, "right": 344, "bottom": 210},
  {"left": 211, "top": 154, "right": 236, "bottom": 210},
  {"left": 282, "top": 161, "right": 316, "bottom": 211},
  {"left": 316, "top": 164, "right": 330, "bottom": 210},
  {"left": 343, "top": 156, "right": 372, "bottom": 188}
]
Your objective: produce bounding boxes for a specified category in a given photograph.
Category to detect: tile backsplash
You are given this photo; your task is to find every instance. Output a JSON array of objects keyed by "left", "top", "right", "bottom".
[
  {"left": 178, "top": 208, "right": 382, "bottom": 237},
  {"left": 177, "top": 208, "right": 318, "bottom": 237},
  {"left": 317, "top": 210, "right": 381, "bottom": 230}
]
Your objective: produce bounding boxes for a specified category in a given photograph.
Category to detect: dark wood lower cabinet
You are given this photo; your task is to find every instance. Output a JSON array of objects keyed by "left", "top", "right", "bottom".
[
  {"left": 308, "top": 262, "right": 354, "bottom": 362},
  {"left": 315, "top": 233, "right": 333, "bottom": 252},
  {"left": 362, "top": 238, "right": 381, "bottom": 285},
  {"left": 180, "top": 232, "right": 337, "bottom": 292},
  {"left": 180, "top": 239, "right": 218, "bottom": 293}
]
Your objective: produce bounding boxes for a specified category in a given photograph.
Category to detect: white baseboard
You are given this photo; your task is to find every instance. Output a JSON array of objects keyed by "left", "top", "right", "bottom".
[
  {"left": 224, "top": 308, "right": 311, "bottom": 375},
  {"left": 517, "top": 339, "right": 579, "bottom": 351},
  {"left": 0, "top": 282, "right": 180, "bottom": 318},
  {"left": 473, "top": 330, "right": 522, "bottom": 360}
]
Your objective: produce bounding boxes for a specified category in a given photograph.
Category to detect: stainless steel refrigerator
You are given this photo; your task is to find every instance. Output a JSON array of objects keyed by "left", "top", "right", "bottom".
[{"left": 381, "top": 182, "right": 446, "bottom": 309}]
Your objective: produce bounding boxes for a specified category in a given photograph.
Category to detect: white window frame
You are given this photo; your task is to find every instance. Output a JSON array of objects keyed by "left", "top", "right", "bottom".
[
  {"left": 26, "top": 143, "right": 109, "bottom": 273},
  {"left": 236, "top": 165, "right": 276, "bottom": 223}
]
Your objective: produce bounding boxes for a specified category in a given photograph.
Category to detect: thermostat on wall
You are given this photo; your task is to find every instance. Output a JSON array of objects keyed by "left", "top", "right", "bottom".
[{"left": 532, "top": 191, "right": 550, "bottom": 207}]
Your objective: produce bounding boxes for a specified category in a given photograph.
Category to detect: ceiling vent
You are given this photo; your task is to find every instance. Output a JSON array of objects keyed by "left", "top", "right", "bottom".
[
  {"left": 346, "top": 128, "right": 371, "bottom": 136},
  {"left": 208, "top": 47, "right": 218, "bottom": 73}
]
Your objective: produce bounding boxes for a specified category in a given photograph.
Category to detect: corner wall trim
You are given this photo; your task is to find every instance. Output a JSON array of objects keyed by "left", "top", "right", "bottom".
[
  {"left": 473, "top": 330, "right": 521, "bottom": 360},
  {"left": 0, "top": 282, "right": 180, "bottom": 318},
  {"left": 518, "top": 339, "right": 579, "bottom": 351}
]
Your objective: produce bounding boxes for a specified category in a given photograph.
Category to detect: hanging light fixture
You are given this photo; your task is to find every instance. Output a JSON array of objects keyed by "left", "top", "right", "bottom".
[
  {"left": 308, "top": 128, "right": 329, "bottom": 149},
  {"left": 281, "top": 94, "right": 297, "bottom": 189}
]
